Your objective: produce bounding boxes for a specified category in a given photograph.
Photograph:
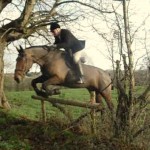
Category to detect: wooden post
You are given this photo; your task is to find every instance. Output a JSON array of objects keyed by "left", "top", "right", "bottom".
[
  {"left": 32, "top": 95, "right": 104, "bottom": 133},
  {"left": 41, "top": 100, "right": 46, "bottom": 122},
  {"left": 89, "top": 91, "right": 96, "bottom": 134}
]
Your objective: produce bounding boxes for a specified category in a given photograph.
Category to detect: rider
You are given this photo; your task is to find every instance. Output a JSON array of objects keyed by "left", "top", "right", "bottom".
[{"left": 50, "top": 22, "right": 85, "bottom": 84}]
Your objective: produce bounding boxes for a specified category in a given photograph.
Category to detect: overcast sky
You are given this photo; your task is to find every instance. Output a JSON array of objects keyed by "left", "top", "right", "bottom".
[
  {"left": 71, "top": 0, "right": 150, "bottom": 70},
  {"left": 3, "top": 0, "right": 150, "bottom": 73}
]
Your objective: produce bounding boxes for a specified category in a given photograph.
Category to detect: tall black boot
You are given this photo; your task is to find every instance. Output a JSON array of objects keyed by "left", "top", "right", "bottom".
[{"left": 76, "top": 62, "right": 84, "bottom": 84}]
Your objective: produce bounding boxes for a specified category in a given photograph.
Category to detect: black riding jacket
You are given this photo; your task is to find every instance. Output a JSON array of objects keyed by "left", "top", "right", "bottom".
[{"left": 54, "top": 29, "right": 85, "bottom": 53}]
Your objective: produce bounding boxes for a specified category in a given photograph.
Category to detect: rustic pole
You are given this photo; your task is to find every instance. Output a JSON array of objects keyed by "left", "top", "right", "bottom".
[
  {"left": 32, "top": 95, "right": 103, "bottom": 110},
  {"left": 41, "top": 100, "right": 46, "bottom": 122},
  {"left": 89, "top": 91, "right": 96, "bottom": 134}
]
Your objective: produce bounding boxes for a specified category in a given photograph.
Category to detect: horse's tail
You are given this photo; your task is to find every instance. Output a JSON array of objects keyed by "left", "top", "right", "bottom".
[
  {"left": 111, "top": 79, "right": 114, "bottom": 90},
  {"left": 97, "top": 69, "right": 112, "bottom": 93},
  {"left": 108, "top": 73, "right": 115, "bottom": 90}
]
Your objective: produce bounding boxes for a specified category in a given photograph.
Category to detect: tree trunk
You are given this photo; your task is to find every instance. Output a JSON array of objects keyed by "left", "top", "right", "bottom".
[
  {"left": 114, "top": 0, "right": 135, "bottom": 141},
  {"left": 0, "top": 40, "right": 11, "bottom": 109},
  {"left": 123, "top": 0, "right": 135, "bottom": 131}
]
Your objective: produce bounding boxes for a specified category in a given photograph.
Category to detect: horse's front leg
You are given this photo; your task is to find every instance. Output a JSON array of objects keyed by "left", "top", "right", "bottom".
[
  {"left": 89, "top": 91, "right": 96, "bottom": 104},
  {"left": 31, "top": 76, "right": 49, "bottom": 97},
  {"left": 42, "top": 76, "right": 61, "bottom": 96}
]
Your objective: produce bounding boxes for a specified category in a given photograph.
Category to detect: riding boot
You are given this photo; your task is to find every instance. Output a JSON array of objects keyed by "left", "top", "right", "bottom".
[{"left": 76, "top": 62, "right": 84, "bottom": 84}]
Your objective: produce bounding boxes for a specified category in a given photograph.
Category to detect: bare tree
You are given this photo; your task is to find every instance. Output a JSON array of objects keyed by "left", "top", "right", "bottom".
[
  {"left": 89, "top": 0, "right": 150, "bottom": 142},
  {"left": 0, "top": 0, "right": 65, "bottom": 109}
]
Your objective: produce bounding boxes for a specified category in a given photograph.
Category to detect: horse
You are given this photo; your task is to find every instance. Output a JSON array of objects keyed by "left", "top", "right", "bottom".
[{"left": 14, "top": 45, "right": 114, "bottom": 113}]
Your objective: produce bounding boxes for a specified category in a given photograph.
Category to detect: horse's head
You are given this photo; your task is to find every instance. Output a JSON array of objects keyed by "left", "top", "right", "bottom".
[{"left": 14, "top": 46, "right": 33, "bottom": 83}]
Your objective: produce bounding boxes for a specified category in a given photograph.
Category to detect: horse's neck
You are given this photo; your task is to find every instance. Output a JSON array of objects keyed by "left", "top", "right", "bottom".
[
  {"left": 28, "top": 47, "right": 62, "bottom": 66},
  {"left": 26, "top": 47, "right": 48, "bottom": 66}
]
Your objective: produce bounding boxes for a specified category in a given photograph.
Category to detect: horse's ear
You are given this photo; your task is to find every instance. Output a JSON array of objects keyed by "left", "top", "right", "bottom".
[
  {"left": 16, "top": 45, "right": 24, "bottom": 54},
  {"left": 16, "top": 47, "right": 20, "bottom": 53},
  {"left": 19, "top": 45, "right": 24, "bottom": 53}
]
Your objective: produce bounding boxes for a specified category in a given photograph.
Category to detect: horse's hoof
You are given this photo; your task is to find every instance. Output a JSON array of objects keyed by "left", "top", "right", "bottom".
[
  {"left": 46, "top": 89, "right": 61, "bottom": 96},
  {"left": 54, "top": 89, "right": 61, "bottom": 95},
  {"left": 37, "top": 91, "right": 48, "bottom": 98},
  {"left": 42, "top": 93, "right": 48, "bottom": 98}
]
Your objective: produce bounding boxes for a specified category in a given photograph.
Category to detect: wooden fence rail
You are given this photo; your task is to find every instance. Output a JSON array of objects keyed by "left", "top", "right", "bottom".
[
  {"left": 32, "top": 95, "right": 103, "bottom": 110},
  {"left": 32, "top": 95, "right": 103, "bottom": 134}
]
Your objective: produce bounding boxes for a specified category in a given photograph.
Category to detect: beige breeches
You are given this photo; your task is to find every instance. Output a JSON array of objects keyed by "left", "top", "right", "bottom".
[{"left": 73, "top": 50, "right": 83, "bottom": 64}]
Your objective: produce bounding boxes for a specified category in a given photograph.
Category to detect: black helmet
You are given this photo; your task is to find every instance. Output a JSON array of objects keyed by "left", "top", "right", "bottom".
[{"left": 50, "top": 22, "right": 60, "bottom": 31}]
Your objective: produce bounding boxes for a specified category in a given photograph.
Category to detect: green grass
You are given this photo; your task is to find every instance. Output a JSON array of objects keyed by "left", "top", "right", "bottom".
[
  {"left": 5, "top": 89, "right": 91, "bottom": 120},
  {"left": 5, "top": 87, "right": 145, "bottom": 120},
  {"left": 0, "top": 87, "right": 148, "bottom": 150},
  {"left": 0, "top": 88, "right": 115, "bottom": 150}
]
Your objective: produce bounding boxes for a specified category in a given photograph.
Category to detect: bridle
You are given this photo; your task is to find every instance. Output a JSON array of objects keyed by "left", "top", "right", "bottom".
[
  {"left": 15, "top": 55, "right": 30, "bottom": 76},
  {"left": 15, "top": 45, "right": 55, "bottom": 76}
]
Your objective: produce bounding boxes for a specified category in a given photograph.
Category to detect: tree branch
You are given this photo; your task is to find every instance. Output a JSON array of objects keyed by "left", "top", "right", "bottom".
[
  {"left": 0, "top": 0, "right": 12, "bottom": 13},
  {"left": 0, "top": 0, "right": 57, "bottom": 42},
  {"left": 57, "top": 1, "right": 114, "bottom": 14},
  {"left": 133, "top": 124, "right": 150, "bottom": 139},
  {"left": 20, "top": 0, "right": 36, "bottom": 27},
  {"left": 138, "top": 84, "right": 150, "bottom": 102}
]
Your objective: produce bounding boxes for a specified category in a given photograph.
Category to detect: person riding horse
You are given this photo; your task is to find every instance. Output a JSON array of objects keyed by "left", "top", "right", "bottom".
[{"left": 50, "top": 22, "right": 85, "bottom": 84}]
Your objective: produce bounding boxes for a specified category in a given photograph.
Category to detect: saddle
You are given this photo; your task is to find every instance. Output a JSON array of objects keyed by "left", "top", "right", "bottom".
[
  {"left": 64, "top": 52, "right": 74, "bottom": 68},
  {"left": 63, "top": 52, "right": 86, "bottom": 84}
]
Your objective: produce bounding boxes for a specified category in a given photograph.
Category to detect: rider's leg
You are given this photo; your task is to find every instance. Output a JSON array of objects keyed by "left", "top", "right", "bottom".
[{"left": 73, "top": 51, "right": 84, "bottom": 84}]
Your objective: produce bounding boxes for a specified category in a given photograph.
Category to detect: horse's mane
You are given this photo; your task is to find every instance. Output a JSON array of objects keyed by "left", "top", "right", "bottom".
[
  {"left": 25, "top": 45, "right": 64, "bottom": 55},
  {"left": 26, "top": 45, "right": 63, "bottom": 53},
  {"left": 26, "top": 45, "right": 50, "bottom": 51},
  {"left": 25, "top": 45, "right": 65, "bottom": 60}
]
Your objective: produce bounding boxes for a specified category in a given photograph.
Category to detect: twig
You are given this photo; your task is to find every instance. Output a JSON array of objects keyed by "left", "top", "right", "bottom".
[{"left": 133, "top": 124, "right": 150, "bottom": 139}]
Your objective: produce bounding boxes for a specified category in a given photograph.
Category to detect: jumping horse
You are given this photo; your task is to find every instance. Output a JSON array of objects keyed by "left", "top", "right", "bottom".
[{"left": 14, "top": 45, "right": 114, "bottom": 112}]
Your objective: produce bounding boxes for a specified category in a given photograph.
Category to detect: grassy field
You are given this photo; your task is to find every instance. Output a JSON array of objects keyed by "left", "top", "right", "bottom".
[
  {"left": 6, "top": 89, "right": 95, "bottom": 119},
  {"left": 0, "top": 87, "right": 148, "bottom": 150},
  {"left": 5, "top": 88, "right": 119, "bottom": 120}
]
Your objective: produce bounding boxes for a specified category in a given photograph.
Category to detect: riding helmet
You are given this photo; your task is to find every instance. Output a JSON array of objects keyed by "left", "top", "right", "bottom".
[{"left": 50, "top": 22, "right": 60, "bottom": 31}]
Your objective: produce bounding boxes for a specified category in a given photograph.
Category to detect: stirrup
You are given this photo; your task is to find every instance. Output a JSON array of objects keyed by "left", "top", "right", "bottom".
[{"left": 76, "top": 77, "right": 84, "bottom": 84}]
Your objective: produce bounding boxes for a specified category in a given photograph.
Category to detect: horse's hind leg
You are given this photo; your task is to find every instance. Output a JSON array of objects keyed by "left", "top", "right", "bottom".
[
  {"left": 88, "top": 90, "right": 104, "bottom": 108},
  {"left": 95, "top": 92, "right": 103, "bottom": 104},
  {"left": 100, "top": 90, "right": 115, "bottom": 122},
  {"left": 96, "top": 93, "right": 105, "bottom": 119},
  {"left": 89, "top": 91, "right": 96, "bottom": 104},
  {"left": 101, "top": 91, "right": 114, "bottom": 113},
  {"left": 89, "top": 91, "right": 105, "bottom": 120}
]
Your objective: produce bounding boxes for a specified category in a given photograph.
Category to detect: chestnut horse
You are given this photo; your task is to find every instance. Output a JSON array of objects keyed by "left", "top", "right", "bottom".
[{"left": 14, "top": 46, "right": 114, "bottom": 112}]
